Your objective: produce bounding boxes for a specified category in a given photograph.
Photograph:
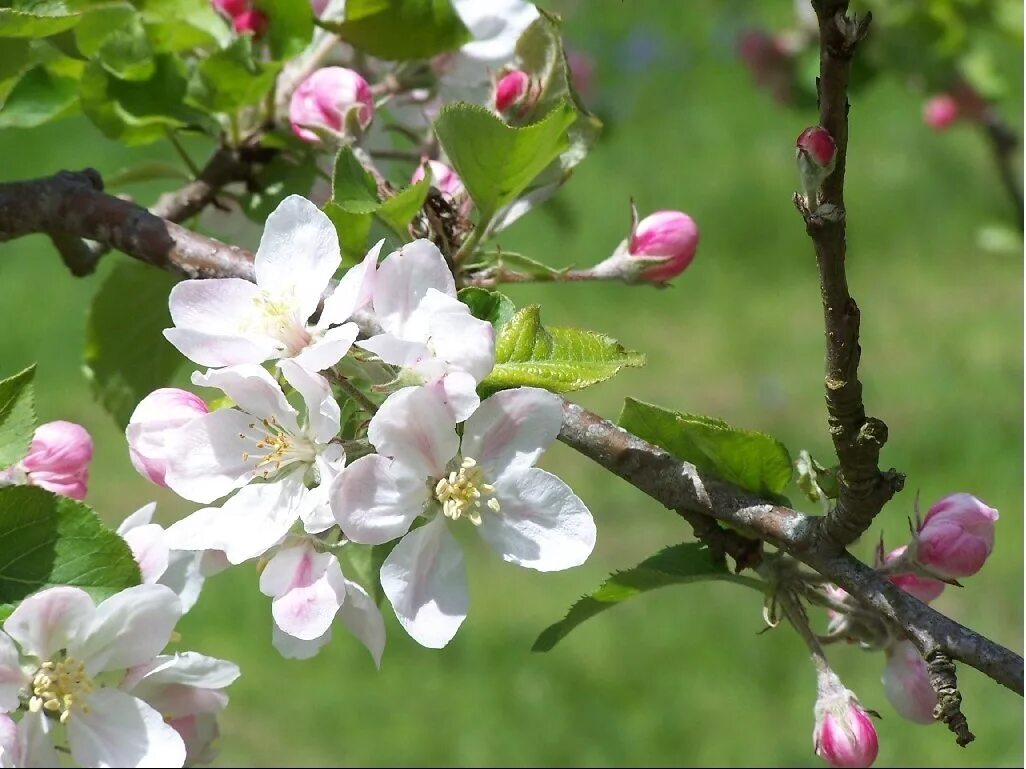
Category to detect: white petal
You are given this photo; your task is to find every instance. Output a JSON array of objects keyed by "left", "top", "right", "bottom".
[
  {"left": 451, "top": 0, "right": 538, "bottom": 64},
  {"left": 272, "top": 625, "right": 331, "bottom": 660},
  {"left": 165, "top": 475, "right": 305, "bottom": 564},
  {"left": 122, "top": 524, "right": 170, "bottom": 584},
  {"left": 128, "top": 652, "right": 239, "bottom": 692},
  {"left": 357, "top": 334, "right": 432, "bottom": 369},
  {"left": 3, "top": 586, "right": 94, "bottom": 661},
  {"left": 373, "top": 240, "right": 456, "bottom": 335},
  {"left": 167, "top": 278, "right": 262, "bottom": 334},
  {"left": 76, "top": 585, "right": 181, "bottom": 674},
  {"left": 368, "top": 386, "right": 458, "bottom": 478},
  {"left": 461, "top": 387, "right": 563, "bottom": 481},
  {"left": 300, "top": 444, "right": 345, "bottom": 534},
  {"left": 318, "top": 239, "right": 382, "bottom": 327},
  {"left": 380, "top": 516, "right": 467, "bottom": 648},
  {"left": 428, "top": 372, "right": 480, "bottom": 423},
  {"left": 12, "top": 710, "right": 61, "bottom": 769},
  {"left": 254, "top": 195, "right": 341, "bottom": 323},
  {"left": 331, "top": 454, "right": 428, "bottom": 544},
  {"left": 158, "top": 551, "right": 207, "bottom": 614},
  {"left": 261, "top": 546, "right": 347, "bottom": 641},
  {"left": 290, "top": 323, "right": 359, "bottom": 372},
  {"left": 117, "top": 502, "right": 157, "bottom": 535},
  {"left": 0, "top": 632, "right": 26, "bottom": 713},
  {"left": 67, "top": 689, "right": 186, "bottom": 769},
  {"left": 420, "top": 289, "right": 495, "bottom": 381},
  {"left": 482, "top": 468, "right": 596, "bottom": 571},
  {"left": 162, "top": 328, "right": 281, "bottom": 369},
  {"left": 191, "top": 365, "right": 299, "bottom": 432},
  {"left": 163, "top": 409, "right": 261, "bottom": 504},
  {"left": 338, "top": 578, "right": 386, "bottom": 668},
  {"left": 279, "top": 360, "right": 340, "bottom": 444}
]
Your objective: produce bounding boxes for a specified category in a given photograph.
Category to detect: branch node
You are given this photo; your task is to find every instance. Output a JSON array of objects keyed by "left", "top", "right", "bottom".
[{"left": 927, "top": 650, "right": 975, "bottom": 747}]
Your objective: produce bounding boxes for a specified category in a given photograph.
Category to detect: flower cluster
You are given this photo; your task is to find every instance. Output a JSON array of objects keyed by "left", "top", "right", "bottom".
[
  {"left": 129, "top": 194, "right": 596, "bottom": 661},
  {"left": 0, "top": 585, "right": 237, "bottom": 767}
]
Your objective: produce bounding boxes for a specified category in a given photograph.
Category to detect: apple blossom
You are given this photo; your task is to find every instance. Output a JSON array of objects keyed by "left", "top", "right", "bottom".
[
  {"left": 357, "top": 239, "right": 495, "bottom": 421},
  {"left": 0, "top": 421, "right": 93, "bottom": 500},
  {"left": 164, "top": 195, "right": 378, "bottom": 372},
  {"left": 913, "top": 493, "right": 999, "bottom": 578},
  {"left": 796, "top": 125, "right": 837, "bottom": 204},
  {"left": 879, "top": 545, "right": 945, "bottom": 604},
  {"left": 121, "top": 652, "right": 240, "bottom": 766},
  {"left": 163, "top": 361, "right": 344, "bottom": 564},
  {"left": 332, "top": 386, "right": 596, "bottom": 648},
  {"left": 494, "top": 69, "right": 533, "bottom": 116},
  {"left": 258, "top": 540, "right": 385, "bottom": 665},
  {"left": 590, "top": 208, "right": 700, "bottom": 284},
  {"left": 813, "top": 668, "right": 879, "bottom": 768},
  {"left": 127, "top": 389, "right": 209, "bottom": 487},
  {"left": 882, "top": 640, "right": 937, "bottom": 725},
  {"left": 289, "top": 67, "right": 374, "bottom": 143},
  {"left": 2, "top": 585, "right": 187, "bottom": 767}
]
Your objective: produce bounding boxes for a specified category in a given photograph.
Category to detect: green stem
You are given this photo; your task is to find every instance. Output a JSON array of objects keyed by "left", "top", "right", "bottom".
[{"left": 165, "top": 130, "right": 201, "bottom": 177}]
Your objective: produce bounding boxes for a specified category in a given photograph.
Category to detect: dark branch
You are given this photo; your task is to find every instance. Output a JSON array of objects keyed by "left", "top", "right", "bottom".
[
  {"left": 0, "top": 168, "right": 1021, "bottom": 703},
  {"left": 802, "top": 1, "right": 904, "bottom": 550},
  {"left": 980, "top": 112, "right": 1024, "bottom": 231}
]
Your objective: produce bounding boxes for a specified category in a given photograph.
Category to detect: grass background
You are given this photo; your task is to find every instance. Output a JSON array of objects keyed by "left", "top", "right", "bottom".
[{"left": 0, "top": 1, "right": 1022, "bottom": 766}]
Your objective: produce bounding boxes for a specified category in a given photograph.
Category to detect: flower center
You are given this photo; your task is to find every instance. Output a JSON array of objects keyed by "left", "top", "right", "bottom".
[
  {"left": 29, "top": 656, "right": 94, "bottom": 724},
  {"left": 434, "top": 457, "right": 500, "bottom": 526},
  {"left": 241, "top": 417, "right": 316, "bottom": 477},
  {"left": 253, "top": 292, "right": 311, "bottom": 354}
]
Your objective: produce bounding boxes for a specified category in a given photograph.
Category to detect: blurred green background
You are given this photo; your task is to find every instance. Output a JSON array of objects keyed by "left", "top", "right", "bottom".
[{"left": 0, "top": 1, "right": 1022, "bottom": 766}]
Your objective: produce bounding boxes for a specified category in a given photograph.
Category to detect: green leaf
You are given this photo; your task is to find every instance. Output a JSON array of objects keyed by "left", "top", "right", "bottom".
[
  {"left": 376, "top": 176, "right": 430, "bottom": 238},
  {"left": 0, "top": 1, "right": 94, "bottom": 38},
  {"left": 186, "top": 35, "right": 281, "bottom": 113},
  {"left": 324, "top": 203, "right": 374, "bottom": 263},
  {"left": 244, "top": 153, "right": 318, "bottom": 222},
  {"left": 253, "top": 0, "right": 314, "bottom": 60},
  {"left": 0, "top": 365, "right": 36, "bottom": 471},
  {"left": 433, "top": 101, "right": 575, "bottom": 221},
  {"left": 0, "top": 39, "right": 35, "bottom": 107},
  {"left": 0, "top": 486, "right": 141, "bottom": 603},
  {"left": 137, "top": 0, "right": 231, "bottom": 53},
  {"left": 105, "top": 160, "right": 190, "bottom": 188},
  {"left": 79, "top": 54, "right": 206, "bottom": 145},
  {"left": 533, "top": 543, "right": 764, "bottom": 652},
  {"left": 331, "top": 145, "right": 380, "bottom": 214},
  {"left": 0, "top": 64, "right": 78, "bottom": 128},
  {"left": 480, "top": 305, "right": 644, "bottom": 396},
  {"left": 93, "top": 13, "right": 154, "bottom": 81},
  {"left": 324, "top": 0, "right": 469, "bottom": 61},
  {"left": 457, "top": 287, "right": 516, "bottom": 330},
  {"left": 341, "top": 541, "right": 396, "bottom": 606},
  {"left": 84, "top": 259, "right": 183, "bottom": 427},
  {"left": 619, "top": 398, "right": 793, "bottom": 497}
]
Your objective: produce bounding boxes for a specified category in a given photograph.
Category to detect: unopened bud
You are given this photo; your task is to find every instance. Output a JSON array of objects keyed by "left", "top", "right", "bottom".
[
  {"left": 882, "top": 545, "right": 945, "bottom": 603},
  {"left": 882, "top": 640, "right": 938, "bottom": 725},
  {"left": 923, "top": 94, "right": 960, "bottom": 131},
  {"left": 914, "top": 493, "right": 998, "bottom": 578},
  {"left": 289, "top": 67, "right": 374, "bottom": 143},
  {"left": 232, "top": 8, "right": 268, "bottom": 35},
  {"left": 411, "top": 160, "right": 465, "bottom": 200},
  {"left": 18, "top": 421, "right": 94, "bottom": 500},
  {"left": 494, "top": 69, "right": 534, "bottom": 116},
  {"left": 813, "top": 669, "right": 879, "bottom": 768},
  {"left": 627, "top": 210, "right": 699, "bottom": 282},
  {"left": 127, "top": 389, "right": 210, "bottom": 487},
  {"left": 796, "top": 126, "right": 837, "bottom": 204}
]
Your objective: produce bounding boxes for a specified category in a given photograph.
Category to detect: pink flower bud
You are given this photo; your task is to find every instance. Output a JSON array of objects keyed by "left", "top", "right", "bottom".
[
  {"left": 797, "top": 126, "right": 837, "bottom": 169},
  {"left": 127, "top": 389, "right": 209, "bottom": 488},
  {"left": 232, "top": 8, "right": 268, "bottom": 36},
  {"left": 813, "top": 671, "right": 879, "bottom": 768},
  {"left": 882, "top": 640, "right": 937, "bottom": 725},
  {"left": 411, "top": 160, "right": 466, "bottom": 200},
  {"left": 212, "top": 0, "right": 248, "bottom": 16},
  {"left": 494, "top": 69, "right": 532, "bottom": 115},
  {"left": 21, "top": 421, "right": 93, "bottom": 500},
  {"left": 883, "top": 546, "right": 945, "bottom": 603},
  {"left": 923, "top": 94, "right": 960, "bottom": 131},
  {"left": 915, "top": 493, "right": 998, "bottom": 578},
  {"left": 628, "top": 210, "right": 700, "bottom": 282},
  {"left": 289, "top": 67, "right": 374, "bottom": 143}
]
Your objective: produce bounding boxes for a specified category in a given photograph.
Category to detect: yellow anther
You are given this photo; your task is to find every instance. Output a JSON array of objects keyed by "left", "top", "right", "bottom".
[
  {"left": 434, "top": 455, "right": 499, "bottom": 526},
  {"left": 30, "top": 656, "right": 94, "bottom": 723}
]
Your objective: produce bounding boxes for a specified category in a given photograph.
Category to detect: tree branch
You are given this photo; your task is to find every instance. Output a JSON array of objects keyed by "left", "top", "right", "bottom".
[
  {"left": 980, "top": 112, "right": 1024, "bottom": 231},
  {"left": 0, "top": 168, "right": 1020, "bottom": 706},
  {"left": 800, "top": 1, "right": 904, "bottom": 550}
]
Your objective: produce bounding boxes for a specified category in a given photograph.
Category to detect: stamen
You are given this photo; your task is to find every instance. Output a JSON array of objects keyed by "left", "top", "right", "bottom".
[
  {"left": 434, "top": 455, "right": 499, "bottom": 526},
  {"left": 30, "top": 656, "right": 94, "bottom": 723}
]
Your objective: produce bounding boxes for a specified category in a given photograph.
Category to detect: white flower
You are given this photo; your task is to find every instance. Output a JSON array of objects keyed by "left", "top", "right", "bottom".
[
  {"left": 121, "top": 652, "right": 240, "bottom": 766},
  {"left": 358, "top": 240, "right": 495, "bottom": 421},
  {"left": 164, "top": 361, "right": 343, "bottom": 564},
  {"left": 117, "top": 503, "right": 225, "bottom": 613},
  {"left": 164, "top": 195, "right": 379, "bottom": 373},
  {"left": 2, "top": 585, "right": 186, "bottom": 768},
  {"left": 331, "top": 386, "right": 595, "bottom": 648},
  {"left": 0, "top": 709, "right": 61, "bottom": 768},
  {"left": 259, "top": 540, "right": 385, "bottom": 666}
]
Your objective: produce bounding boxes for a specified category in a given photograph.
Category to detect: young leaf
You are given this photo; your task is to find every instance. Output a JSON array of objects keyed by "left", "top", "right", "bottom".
[
  {"left": 137, "top": 0, "right": 232, "bottom": 53},
  {"left": 0, "top": 486, "right": 142, "bottom": 604},
  {"left": 253, "top": 0, "right": 315, "bottom": 60},
  {"left": 0, "top": 65, "right": 78, "bottom": 129},
  {"left": 331, "top": 145, "right": 380, "bottom": 214},
  {"left": 457, "top": 287, "right": 516, "bottom": 330},
  {"left": 479, "top": 305, "right": 644, "bottom": 395},
  {"left": 323, "top": 0, "right": 470, "bottom": 61},
  {"left": 376, "top": 175, "right": 431, "bottom": 238},
  {"left": 84, "top": 260, "right": 183, "bottom": 428},
  {"left": 0, "top": 365, "right": 36, "bottom": 471},
  {"left": 619, "top": 398, "right": 793, "bottom": 497},
  {"left": 533, "top": 543, "right": 764, "bottom": 652},
  {"left": 433, "top": 101, "right": 575, "bottom": 221},
  {"left": 186, "top": 36, "right": 282, "bottom": 114},
  {"left": 0, "top": 3, "right": 91, "bottom": 38}
]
